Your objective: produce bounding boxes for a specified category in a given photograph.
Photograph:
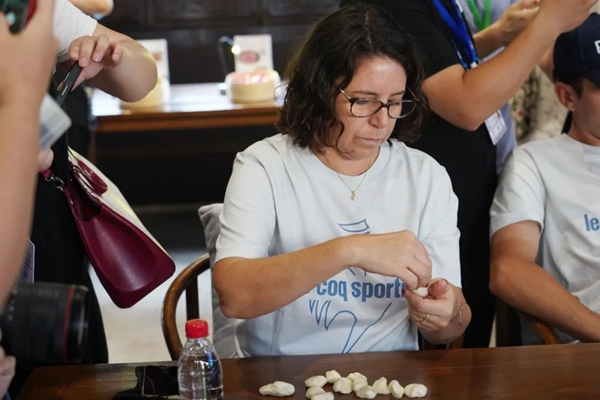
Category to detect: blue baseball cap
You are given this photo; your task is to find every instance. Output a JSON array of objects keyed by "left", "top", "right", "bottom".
[{"left": 554, "top": 13, "right": 600, "bottom": 87}]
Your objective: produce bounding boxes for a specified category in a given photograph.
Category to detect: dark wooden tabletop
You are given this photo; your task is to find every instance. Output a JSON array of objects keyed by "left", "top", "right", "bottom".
[
  {"left": 91, "top": 83, "right": 280, "bottom": 133},
  {"left": 17, "top": 344, "right": 600, "bottom": 400}
]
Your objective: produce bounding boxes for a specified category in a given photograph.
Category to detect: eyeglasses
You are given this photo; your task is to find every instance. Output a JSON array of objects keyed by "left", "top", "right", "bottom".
[{"left": 339, "top": 88, "right": 418, "bottom": 119}]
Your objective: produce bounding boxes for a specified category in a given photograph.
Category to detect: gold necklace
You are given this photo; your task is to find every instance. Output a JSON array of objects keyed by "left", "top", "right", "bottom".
[{"left": 323, "top": 154, "right": 376, "bottom": 201}]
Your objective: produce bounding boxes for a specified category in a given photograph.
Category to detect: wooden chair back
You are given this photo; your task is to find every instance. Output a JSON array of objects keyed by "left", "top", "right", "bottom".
[{"left": 161, "top": 254, "right": 211, "bottom": 360}]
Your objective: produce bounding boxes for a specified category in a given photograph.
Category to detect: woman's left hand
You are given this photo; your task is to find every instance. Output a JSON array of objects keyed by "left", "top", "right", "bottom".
[
  {"left": 494, "top": 0, "right": 541, "bottom": 46},
  {"left": 37, "top": 149, "right": 54, "bottom": 172},
  {"left": 64, "top": 34, "right": 125, "bottom": 86},
  {"left": 405, "top": 278, "right": 461, "bottom": 332}
]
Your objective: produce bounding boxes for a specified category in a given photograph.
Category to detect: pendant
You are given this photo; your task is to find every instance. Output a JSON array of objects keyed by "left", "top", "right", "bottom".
[{"left": 351, "top": 191, "right": 358, "bottom": 201}]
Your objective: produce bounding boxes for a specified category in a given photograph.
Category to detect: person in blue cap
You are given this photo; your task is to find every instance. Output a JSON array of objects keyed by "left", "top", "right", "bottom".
[{"left": 490, "top": 13, "right": 600, "bottom": 345}]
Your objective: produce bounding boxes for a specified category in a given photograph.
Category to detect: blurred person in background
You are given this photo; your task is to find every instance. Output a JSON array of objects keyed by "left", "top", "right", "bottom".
[
  {"left": 458, "top": 0, "right": 540, "bottom": 174},
  {"left": 10, "top": 0, "right": 157, "bottom": 396},
  {"left": 0, "top": 0, "right": 59, "bottom": 396}
]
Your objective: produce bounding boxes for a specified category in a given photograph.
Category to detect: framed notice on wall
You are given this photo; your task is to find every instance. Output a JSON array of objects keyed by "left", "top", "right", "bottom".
[{"left": 233, "top": 34, "right": 274, "bottom": 73}]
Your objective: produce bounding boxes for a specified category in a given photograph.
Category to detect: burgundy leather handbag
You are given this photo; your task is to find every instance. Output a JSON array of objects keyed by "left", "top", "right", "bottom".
[{"left": 42, "top": 149, "right": 175, "bottom": 308}]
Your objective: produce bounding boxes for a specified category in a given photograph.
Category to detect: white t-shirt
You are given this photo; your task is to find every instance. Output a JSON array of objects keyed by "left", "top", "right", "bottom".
[
  {"left": 216, "top": 133, "right": 462, "bottom": 357},
  {"left": 491, "top": 134, "right": 600, "bottom": 344},
  {"left": 53, "top": 0, "right": 98, "bottom": 62}
]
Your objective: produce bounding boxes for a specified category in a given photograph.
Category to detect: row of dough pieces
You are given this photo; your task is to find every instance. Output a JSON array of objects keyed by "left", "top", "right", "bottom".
[{"left": 260, "top": 370, "right": 428, "bottom": 399}]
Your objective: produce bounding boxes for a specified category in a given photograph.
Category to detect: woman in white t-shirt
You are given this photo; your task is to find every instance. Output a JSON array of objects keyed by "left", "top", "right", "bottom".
[{"left": 213, "top": 3, "right": 471, "bottom": 357}]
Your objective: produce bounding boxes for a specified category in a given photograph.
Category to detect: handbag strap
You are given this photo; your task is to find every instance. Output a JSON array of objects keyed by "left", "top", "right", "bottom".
[
  {"left": 40, "top": 168, "right": 66, "bottom": 190},
  {"left": 40, "top": 69, "right": 75, "bottom": 186}
]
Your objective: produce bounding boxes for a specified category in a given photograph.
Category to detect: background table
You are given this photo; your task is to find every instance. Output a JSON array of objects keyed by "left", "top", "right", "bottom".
[
  {"left": 92, "top": 83, "right": 281, "bottom": 133},
  {"left": 18, "top": 344, "right": 600, "bottom": 399},
  {"left": 90, "top": 84, "right": 281, "bottom": 205}
]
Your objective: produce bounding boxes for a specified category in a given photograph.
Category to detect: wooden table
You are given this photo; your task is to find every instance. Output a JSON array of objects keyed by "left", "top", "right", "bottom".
[
  {"left": 91, "top": 83, "right": 281, "bottom": 133},
  {"left": 18, "top": 344, "right": 600, "bottom": 399},
  {"left": 89, "top": 83, "right": 281, "bottom": 204}
]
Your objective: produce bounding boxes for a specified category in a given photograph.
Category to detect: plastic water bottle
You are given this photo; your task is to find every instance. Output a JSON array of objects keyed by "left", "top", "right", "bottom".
[{"left": 178, "top": 319, "right": 223, "bottom": 400}]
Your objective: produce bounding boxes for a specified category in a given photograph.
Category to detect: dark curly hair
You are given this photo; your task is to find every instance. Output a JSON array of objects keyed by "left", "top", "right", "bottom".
[{"left": 277, "top": 3, "right": 429, "bottom": 151}]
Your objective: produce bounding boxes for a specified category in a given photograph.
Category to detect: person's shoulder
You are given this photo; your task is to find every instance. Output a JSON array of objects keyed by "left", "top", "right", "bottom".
[
  {"left": 388, "top": 139, "right": 450, "bottom": 181},
  {"left": 512, "top": 135, "right": 566, "bottom": 163},
  {"left": 518, "top": 135, "right": 563, "bottom": 150},
  {"left": 239, "top": 133, "right": 297, "bottom": 166},
  {"left": 53, "top": 0, "right": 99, "bottom": 61},
  {"left": 53, "top": 0, "right": 67, "bottom": 14},
  {"left": 53, "top": 0, "right": 93, "bottom": 28},
  {"left": 499, "top": 137, "right": 569, "bottom": 186}
]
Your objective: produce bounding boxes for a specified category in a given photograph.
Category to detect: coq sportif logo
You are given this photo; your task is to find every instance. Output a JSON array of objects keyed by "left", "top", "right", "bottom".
[
  {"left": 306, "top": 219, "right": 406, "bottom": 354},
  {"left": 596, "top": 40, "right": 600, "bottom": 55}
]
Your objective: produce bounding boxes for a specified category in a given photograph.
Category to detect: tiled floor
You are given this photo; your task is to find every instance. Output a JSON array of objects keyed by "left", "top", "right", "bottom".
[{"left": 91, "top": 205, "right": 213, "bottom": 364}]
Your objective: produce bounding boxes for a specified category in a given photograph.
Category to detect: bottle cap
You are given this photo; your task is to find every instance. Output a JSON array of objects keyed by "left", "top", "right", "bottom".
[{"left": 185, "top": 319, "right": 209, "bottom": 339}]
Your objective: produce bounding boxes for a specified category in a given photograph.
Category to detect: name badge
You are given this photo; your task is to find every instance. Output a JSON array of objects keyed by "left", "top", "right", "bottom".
[
  {"left": 19, "top": 239, "right": 35, "bottom": 283},
  {"left": 40, "top": 94, "right": 72, "bottom": 150},
  {"left": 485, "top": 110, "right": 507, "bottom": 145}
]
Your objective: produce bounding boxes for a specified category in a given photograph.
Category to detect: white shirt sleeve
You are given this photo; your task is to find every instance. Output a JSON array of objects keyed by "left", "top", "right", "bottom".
[
  {"left": 53, "top": 0, "right": 98, "bottom": 62},
  {"left": 490, "top": 148, "right": 546, "bottom": 237},
  {"left": 215, "top": 145, "right": 277, "bottom": 262},
  {"left": 418, "top": 163, "right": 462, "bottom": 289}
]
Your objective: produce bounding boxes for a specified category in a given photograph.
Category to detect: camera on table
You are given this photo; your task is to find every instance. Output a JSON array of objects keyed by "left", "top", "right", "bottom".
[{"left": 0, "top": 282, "right": 90, "bottom": 365}]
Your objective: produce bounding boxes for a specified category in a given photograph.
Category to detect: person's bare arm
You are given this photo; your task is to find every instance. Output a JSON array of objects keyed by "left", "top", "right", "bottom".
[
  {"left": 538, "top": 45, "right": 554, "bottom": 80},
  {"left": 472, "top": 23, "right": 506, "bottom": 60},
  {"left": 490, "top": 221, "right": 600, "bottom": 342},
  {"left": 63, "top": 24, "right": 157, "bottom": 102},
  {"left": 69, "top": 0, "right": 113, "bottom": 15},
  {"left": 0, "top": 105, "right": 41, "bottom": 303},
  {"left": 424, "top": 0, "right": 596, "bottom": 131},
  {"left": 0, "top": 0, "right": 57, "bottom": 307},
  {"left": 214, "top": 239, "right": 351, "bottom": 320},
  {"left": 215, "top": 231, "right": 432, "bottom": 320},
  {"left": 86, "top": 25, "right": 157, "bottom": 101}
]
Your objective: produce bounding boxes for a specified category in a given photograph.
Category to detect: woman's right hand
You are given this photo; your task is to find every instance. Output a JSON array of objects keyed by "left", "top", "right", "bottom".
[{"left": 349, "top": 231, "right": 432, "bottom": 290}]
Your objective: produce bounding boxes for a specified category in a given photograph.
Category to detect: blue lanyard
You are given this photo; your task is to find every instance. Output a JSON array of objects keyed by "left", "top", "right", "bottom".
[{"left": 432, "top": 0, "right": 480, "bottom": 69}]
